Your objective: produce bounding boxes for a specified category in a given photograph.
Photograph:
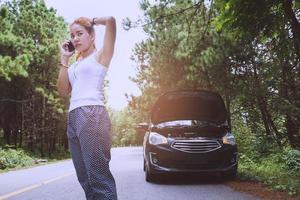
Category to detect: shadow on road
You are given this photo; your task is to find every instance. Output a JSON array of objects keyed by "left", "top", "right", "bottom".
[{"left": 151, "top": 173, "right": 230, "bottom": 185}]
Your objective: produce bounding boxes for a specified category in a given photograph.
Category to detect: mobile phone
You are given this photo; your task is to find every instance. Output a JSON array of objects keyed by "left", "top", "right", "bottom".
[{"left": 67, "top": 41, "right": 75, "bottom": 52}]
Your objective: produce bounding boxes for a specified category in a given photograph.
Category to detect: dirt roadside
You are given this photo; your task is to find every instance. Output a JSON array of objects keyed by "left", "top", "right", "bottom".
[{"left": 226, "top": 180, "right": 300, "bottom": 200}]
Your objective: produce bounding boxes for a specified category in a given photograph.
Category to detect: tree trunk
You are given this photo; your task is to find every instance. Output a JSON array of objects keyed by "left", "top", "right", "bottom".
[
  {"left": 282, "top": 0, "right": 300, "bottom": 59},
  {"left": 225, "top": 94, "right": 232, "bottom": 131},
  {"left": 256, "top": 96, "right": 272, "bottom": 137},
  {"left": 251, "top": 61, "right": 282, "bottom": 146},
  {"left": 3, "top": 127, "right": 10, "bottom": 145},
  {"left": 280, "top": 59, "right": 300, "bottom": 148},
  {"left": 19, "top": 103, "right": 24, "bottom": 148},
  {"left": 286, "top": 115, "right": 300, "bottom": 148},
  {"left": 252, "top": 63, "right": 272, "bottom": 138},
  {"left": 261, "top": 98, "right": 282, "bottom": 146},
  {"left": 40, "top": 95, "right": 46, "bottom": 157},
  {"left": 13, "top": 128, "right": 17, "bottom": 149}
]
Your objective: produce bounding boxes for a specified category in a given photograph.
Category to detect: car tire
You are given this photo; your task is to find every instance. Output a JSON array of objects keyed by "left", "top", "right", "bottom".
[
  {"left": 145, "top": 171, "right": 155, "bottom": 182},
  {"left": 145, "top": 165, "right": 156, "bottom": 182},
  {"left": 143, "top": 159, "right": 146, "bottom": 172},
  {"left": 223, "top": 164, "right": 238, "bottom": 180}
]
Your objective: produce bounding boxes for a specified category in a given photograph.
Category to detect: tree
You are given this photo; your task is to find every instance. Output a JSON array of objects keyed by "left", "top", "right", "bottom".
[
  {"left": 214, "top": 0, "right": 300, "bottom": 148},
  {"left": 127, "top": 0, "right": 300, "bottom": 149},
  {"left": 0, "top": 0, "right": 69, "bottom": 156}
]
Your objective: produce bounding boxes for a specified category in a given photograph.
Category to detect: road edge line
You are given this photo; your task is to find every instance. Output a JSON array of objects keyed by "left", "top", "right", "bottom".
[{"left": 0, "top": 172, "right": 75, "bottom": 200}]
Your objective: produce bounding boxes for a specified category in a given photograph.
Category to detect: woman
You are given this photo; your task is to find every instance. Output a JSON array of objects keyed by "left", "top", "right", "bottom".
[{"left": 57, "top": 16, "right": 117, "bottom": 200}]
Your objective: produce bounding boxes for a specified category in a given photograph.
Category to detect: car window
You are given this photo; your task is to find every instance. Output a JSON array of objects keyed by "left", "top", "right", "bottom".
[
  {"left": 156, "top": 120, "right": 194, "bottom": 128},
  {"left": 155, "top": 120, "right": 219, "bottom": 128}
]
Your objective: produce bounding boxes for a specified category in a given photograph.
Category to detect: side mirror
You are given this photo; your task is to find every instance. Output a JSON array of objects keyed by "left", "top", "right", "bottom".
[{"left": 135, "top": 122, "right": 149, "bottom": 132}]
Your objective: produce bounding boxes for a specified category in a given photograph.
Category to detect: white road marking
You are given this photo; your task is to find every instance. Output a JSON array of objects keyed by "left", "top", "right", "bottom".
[{"left": 0, "top": 172, "right": 75, "bottom": 200}]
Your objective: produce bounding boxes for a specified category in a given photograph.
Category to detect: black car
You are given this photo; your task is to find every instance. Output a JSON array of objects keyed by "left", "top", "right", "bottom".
[{"left": 138, "top": 90, "right": 238, "bottom": 182}]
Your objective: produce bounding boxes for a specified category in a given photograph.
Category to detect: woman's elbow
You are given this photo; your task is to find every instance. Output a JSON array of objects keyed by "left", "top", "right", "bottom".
[
  {"left": 58, "top": 90, "right": 69, "bottom": 97},
  {"left": 57, "top": 86, "right": 70, "bottom": 97},
  {"left": 107, "top": 16, "right": 116, "bottom": 25}
]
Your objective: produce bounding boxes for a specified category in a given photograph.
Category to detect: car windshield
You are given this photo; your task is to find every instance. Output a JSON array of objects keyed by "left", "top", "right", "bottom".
[{"left": 155, "top": 120, "right": 219, "bottom": 128}]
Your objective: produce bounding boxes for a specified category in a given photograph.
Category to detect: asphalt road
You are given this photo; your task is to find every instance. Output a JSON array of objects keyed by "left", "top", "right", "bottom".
[{"left": 0, "top": 147, "right": 260, "bottom": 200}]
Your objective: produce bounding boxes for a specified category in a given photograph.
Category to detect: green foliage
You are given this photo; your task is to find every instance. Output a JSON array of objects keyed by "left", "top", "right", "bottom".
[
  {"left": 0, "top": 0, "right": 69, "bottom": 157},
  {"left": 109, "top": 107, "right": 142, "bottom": 147},
  {"left": 0, "top": 147, "right": 35, "bottom": 170},
  {"left": 239, "top": 152, "right": 300, "bottom": 196},
  {"left": 231, "top": 115, "right": 256, "bottom": 155},
  {"left": 283, "top": 148, "right": 300, "bottom": 173},
  {"left": 45, "top": 145, "right": 70, "bottom": 160},
  {"left": 129, "top": 0, "right": 219, "bottom": 116},
  {"left": 233, "top": 113, "right": 300, "bottom": 196},
  {"left": 214, "top": 0, "right": 300, "bottom": 148}
]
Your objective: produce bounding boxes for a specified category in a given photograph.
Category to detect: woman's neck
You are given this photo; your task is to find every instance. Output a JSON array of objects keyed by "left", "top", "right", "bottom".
[{"left": 80, "top": 45, "right": 96, "bottom": 59}]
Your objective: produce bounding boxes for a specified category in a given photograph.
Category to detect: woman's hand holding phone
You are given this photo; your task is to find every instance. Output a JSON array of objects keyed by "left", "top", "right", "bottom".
[
  {"left": 60, "top": 40, "right": 75, "bottom": 68},
  {"left": 60, "top": 40, "right": 75, "bottom": 58}
]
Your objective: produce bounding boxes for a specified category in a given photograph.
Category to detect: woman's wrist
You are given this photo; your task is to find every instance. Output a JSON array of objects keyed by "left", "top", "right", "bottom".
[
  {"left": 58, "top": 63, "right": 68, "bottom": 69},
  {"left": 60, "top": 55, "right": 70, "bottom": 66},
  {"left": 92, "top": 16, "right": 115, "bottom": 26},
  {"left": 92, "top": 17, "right": 97, "bottom": 26}
]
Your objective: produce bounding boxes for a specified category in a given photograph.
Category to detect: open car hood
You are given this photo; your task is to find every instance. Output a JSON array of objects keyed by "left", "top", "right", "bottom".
[{"left": 151, "top": 90, "right": 227, "bottom": 125}]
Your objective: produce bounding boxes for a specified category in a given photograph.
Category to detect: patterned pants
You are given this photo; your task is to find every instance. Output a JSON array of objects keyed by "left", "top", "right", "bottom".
[{"left": 67, "top": 105, "right": 117, "bottom": 200}]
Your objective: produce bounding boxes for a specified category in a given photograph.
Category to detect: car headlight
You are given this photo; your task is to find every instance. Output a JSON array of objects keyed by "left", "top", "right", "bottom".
[
  {"left": 149, "top": 132, "right": 168, "bottom": 145},
  {"left": 222, "top": 132, "right": 236, "bottom": 145}
]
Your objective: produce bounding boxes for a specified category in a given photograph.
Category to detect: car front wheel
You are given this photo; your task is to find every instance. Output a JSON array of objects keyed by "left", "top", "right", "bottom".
[
  {"left": 223, "top": 164, "right": 238, "bottom": 180},
  {"left": 145, "top": 164, "right": 156, "bottom": 182}
]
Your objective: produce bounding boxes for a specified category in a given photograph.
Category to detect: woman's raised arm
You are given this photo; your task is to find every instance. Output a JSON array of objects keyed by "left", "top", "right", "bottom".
[{"left": 93, "top": 16, "right": 116, "bottom": 67}]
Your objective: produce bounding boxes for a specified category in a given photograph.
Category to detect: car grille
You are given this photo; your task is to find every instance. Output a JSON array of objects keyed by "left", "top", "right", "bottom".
[{"left": 171, "top": 139, "right": 221, "bottom": 153}]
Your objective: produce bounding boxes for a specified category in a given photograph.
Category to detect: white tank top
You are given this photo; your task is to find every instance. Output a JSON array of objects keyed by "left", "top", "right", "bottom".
[{"left": 67, "top": 52, "right": 108, "bottom": 111}]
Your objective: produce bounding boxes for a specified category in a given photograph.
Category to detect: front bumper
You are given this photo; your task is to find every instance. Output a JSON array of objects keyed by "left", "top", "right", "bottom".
[{"left": 146, "top": 143, "right": 238, "bottom": 174}]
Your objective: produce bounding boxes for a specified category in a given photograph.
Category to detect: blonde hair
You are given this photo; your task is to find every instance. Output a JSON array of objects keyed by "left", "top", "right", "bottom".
[{"left": 70, "top": 17, "right": 96, "bottom": 60}]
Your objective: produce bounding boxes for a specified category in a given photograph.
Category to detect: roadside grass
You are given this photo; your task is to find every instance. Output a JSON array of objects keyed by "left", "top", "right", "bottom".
[
  {"left": 238, "top": 151, "right": 300, "bottom": 196},
  {"left": 0, "top": 148, "right": 35, "bottom": 172},
  {"left": 0, "top": 147, "right": 70, "bottom": 173}
]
